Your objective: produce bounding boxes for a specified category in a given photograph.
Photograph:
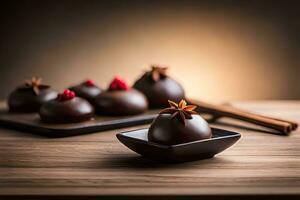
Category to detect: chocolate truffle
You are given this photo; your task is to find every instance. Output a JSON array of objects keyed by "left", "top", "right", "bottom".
[
  {"left": 148, "top": 100, "right": 212, "bottom": 145},
  {"left": 133, "top": 66, "right": 185, "bottom": 108},
  {"left": 39, "top": 89, "right": 94, "bottom": 123},
  {"left": 69, "top": 79, "right": 102, "bottom": 103},
  {"left": 94, "top": 76, "right": 148, "bottom": 115},
  {"left": 8, "top": 77, "right": 57, "bottom": 112}
]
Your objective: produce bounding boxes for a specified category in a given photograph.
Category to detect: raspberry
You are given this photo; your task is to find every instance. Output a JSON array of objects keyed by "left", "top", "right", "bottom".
[
  {"left": 57, "top": 89, "right": 76, "bottom": 101},
  {"left": 108, "top": 76, "right": 129, "bottom": 91},
  {"left": 84, "top": 79, "right": 95, "bottom": 87}
]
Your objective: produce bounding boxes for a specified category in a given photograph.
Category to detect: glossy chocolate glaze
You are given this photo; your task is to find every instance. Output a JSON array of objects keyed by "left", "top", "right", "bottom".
[
  {"left": 39, "top": 97, "right": 94, "bottom": 123},
  {"left": 148, "top": 113, "right": 212, "bottom": 145},
  {"left": 8, "top": 88, "right": 57, "bottom": 113},
  {"left": 94, "top": 89, "right": 148, "bottom": 115},
  {"left": 133, "top": 72, "right": 185, "bottom": 108},
  {"left": 69, "top": 84, "right": 101, "bottom": 103}
]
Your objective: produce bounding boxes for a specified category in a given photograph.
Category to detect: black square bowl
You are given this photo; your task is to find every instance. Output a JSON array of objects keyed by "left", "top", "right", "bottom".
[{"left": 116, "top": 128, "right": 241, "bottom": 163}]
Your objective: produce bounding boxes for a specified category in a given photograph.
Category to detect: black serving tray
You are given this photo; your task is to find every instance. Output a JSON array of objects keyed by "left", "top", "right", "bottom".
[
  {"left": 116, "top": 128, "right": 241, "bottom": 163},
  {"left": 0, "top": 106, "right": 158, "bottom": 137}
]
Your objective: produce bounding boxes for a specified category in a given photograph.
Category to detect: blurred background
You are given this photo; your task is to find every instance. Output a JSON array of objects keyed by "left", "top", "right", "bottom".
[{"left": 0, "top": 0, "right": 299, "bottom": 102}]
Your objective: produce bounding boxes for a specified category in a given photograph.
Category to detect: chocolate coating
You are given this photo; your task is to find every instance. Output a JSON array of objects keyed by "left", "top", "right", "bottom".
[
  {"left": 133, "top": 73, "right": 185, "bottom": 108},
  {"left": 39, "top": 97, "right": 94, "bottom": 123},
  {"left": 148, "top": 114, "right": 212, "bottom": 145},
  {"left": 69, "top": 84, "right": 101, "bottom": 103},
  {"left": 94, "top": 89, "right": 148, "bottom": 115},
  {"left": 8, "top": 88, "right": 57, "bottom": 113}
]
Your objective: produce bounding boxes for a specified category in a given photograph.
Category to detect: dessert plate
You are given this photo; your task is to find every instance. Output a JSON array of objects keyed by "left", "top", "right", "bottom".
[
  {"left": 0, "top": 106, "right": 158, "bottom": 137},
  {"left": 116, "top": 128, "right": 241, "bottom": 163}
]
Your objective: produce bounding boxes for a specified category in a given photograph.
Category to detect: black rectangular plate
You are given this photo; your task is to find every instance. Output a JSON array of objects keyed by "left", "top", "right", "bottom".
[{"left": 0, "top": 105, "right": 158, "bottom": 137}]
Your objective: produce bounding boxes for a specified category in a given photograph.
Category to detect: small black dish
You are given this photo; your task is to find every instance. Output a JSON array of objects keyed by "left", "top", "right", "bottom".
[{"left": 116, "top": 128, "right": 241, "bottom": 163}]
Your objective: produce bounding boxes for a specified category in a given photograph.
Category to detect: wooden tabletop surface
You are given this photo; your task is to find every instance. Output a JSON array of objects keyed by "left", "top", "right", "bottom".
[{"left": 0, "top": 101, "right": 299, "bottom": 199}]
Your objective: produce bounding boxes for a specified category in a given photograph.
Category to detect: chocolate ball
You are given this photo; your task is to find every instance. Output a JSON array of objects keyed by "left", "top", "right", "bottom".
[
  {"left": 133, "top": 71, "right": 185, "bottom": 108},
  {"left": 94, "top": 89, "right": 148, "bottom": 116},
  {"left": 8, "top": 88, "right": 57, "bottom": 113},
  {"left": 148, "top": 113, "right": 212, "bottom": 145},
  {"left": 39, "top": 96, "right": 94, "bottom": 123},
  {"left": 69, "top": 80, "right": 102, "bottom": 103}
]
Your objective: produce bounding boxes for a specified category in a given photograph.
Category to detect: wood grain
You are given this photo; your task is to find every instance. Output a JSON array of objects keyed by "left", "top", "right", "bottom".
[{"left": 0, "top": 101, "right": 299, "bottom": 199}]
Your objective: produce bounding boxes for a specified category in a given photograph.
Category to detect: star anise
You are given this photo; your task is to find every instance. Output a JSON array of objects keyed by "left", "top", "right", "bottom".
[
  {"left": 20, "top": 77, "right": 49, "bottom": 95},
  {"left": 150, "top": 65, "right": 168, "bottom": 81},
  {"left": 160, "top": 99, "right": 198, "bottom": 125}
]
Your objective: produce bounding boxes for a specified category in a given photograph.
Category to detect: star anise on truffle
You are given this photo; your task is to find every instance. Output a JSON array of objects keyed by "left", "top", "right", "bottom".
[
  {"left": 150, "top": 65, "right": 168, "bottom": 81},
  {"left": 159, "top": 99, "right": 198, "bottom": 125},
  {"left": 20, "top": 77, "right": 49, "bottom": 95}
]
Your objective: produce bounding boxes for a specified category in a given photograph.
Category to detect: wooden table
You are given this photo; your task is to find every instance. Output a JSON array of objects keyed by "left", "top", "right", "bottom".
[{"left": 0, "top": 101, "right": 299, "bottom": 199}]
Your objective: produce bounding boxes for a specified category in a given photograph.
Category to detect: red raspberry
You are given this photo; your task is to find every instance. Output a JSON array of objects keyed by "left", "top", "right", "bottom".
[
  {"left": 57, "top": 89, "right": 76, "bottom": 101},
  {"left": 84, "top": 79, "right": 95, "bottom": 87},
  {"left": 108, "top": 76, "right": 129, "bottom": 91}
]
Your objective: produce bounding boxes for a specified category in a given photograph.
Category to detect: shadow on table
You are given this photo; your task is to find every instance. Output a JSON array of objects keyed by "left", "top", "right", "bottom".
[{"left": 101, "top": 154, "right": 231, "bottom": 170}]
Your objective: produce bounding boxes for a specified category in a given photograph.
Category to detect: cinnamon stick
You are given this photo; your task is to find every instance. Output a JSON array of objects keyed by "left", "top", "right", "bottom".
[
  {"left": 224, "top": 103, "right": 298, "bottom": 130},
  {"left": 189, "top": 99, "right": 298, "bottom": 135}
]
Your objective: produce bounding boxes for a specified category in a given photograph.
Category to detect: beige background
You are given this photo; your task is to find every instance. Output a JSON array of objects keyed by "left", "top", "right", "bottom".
[{"left": 1, "top": 1, "right": 299, "bottom": 102}]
